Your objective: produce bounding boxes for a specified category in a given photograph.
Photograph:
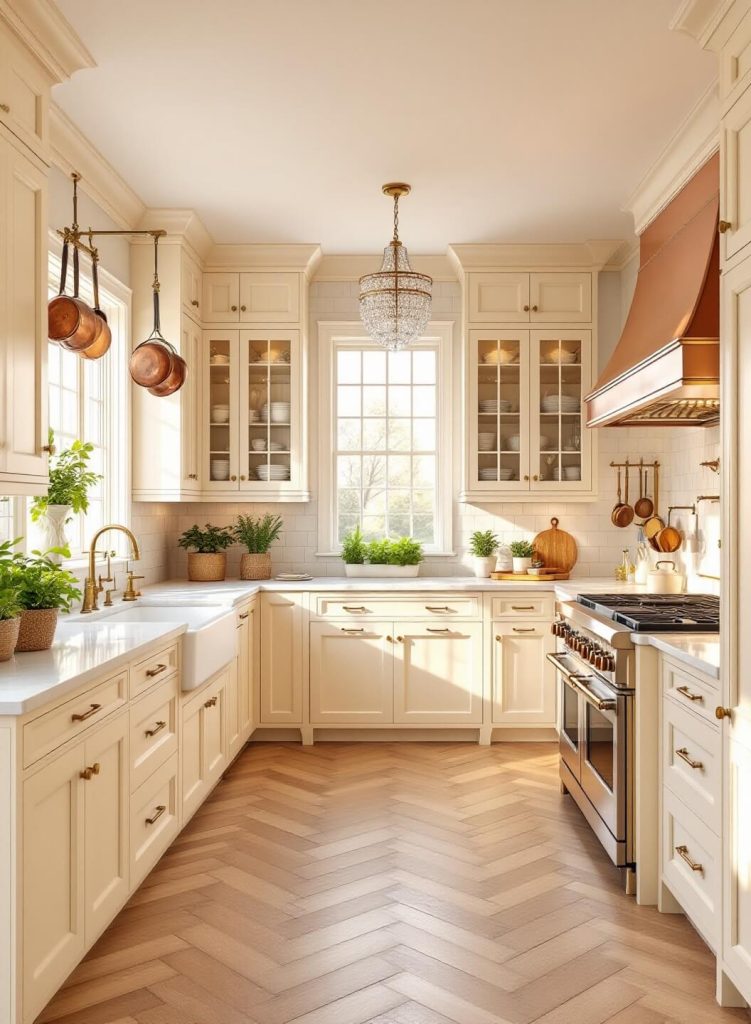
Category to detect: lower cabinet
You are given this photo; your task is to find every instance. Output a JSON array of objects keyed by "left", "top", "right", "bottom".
[
  {"left": 130, "top": 753, "right": 179, "bottom": 888},
  {"left": 394, "top": 621, "right": 483, "bottom": 724},
  {"left": 260, "top": 592, "right": 303, "bottom": 724},
  {"left": 181, "top": 668, "right": 228, "bottom": 822},
  {"left": 491, "top": 620, "right": 556, "bottom": 725},
  {"left": 310, "top": 621, "right": 394, "bottom": 723}
]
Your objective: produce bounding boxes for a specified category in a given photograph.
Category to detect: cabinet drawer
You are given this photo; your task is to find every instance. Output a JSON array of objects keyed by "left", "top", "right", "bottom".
[
  {"left": 489, "top": 595, "right": 554, "bottom": 619},
  {"left": 662, "top": 696, "right": 721, "bottom": 835},
  {"left": 130, "top": 676, "right": 179, "bottom": 792},
  {"left": 313, "top": 594, "right": 481, "bottom": 619},
  {"left": 662, "top": 788, "right": 720, "bottom": 950},
  {"left": 23, "top": 671, "right": 128, "bottom": 769},
  {"left": 131, "top": 643, "right": 179, "bottom": 699},
  {"left": 130, "top": 752, "right": 179, "bottom": 887},
  {"left": 662, "top": 657, "right": 719, "bottom": 727}
]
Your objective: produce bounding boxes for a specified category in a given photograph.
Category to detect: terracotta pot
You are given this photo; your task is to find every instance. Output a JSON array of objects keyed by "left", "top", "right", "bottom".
[
  {"left": 187, "top": 552, "right": 227, "bottom": 582},
  {"left": 16, "top": 609, "right": 59, "bottom": 652},
  {"left": 0, "top": 617, "right": 20, "bottom": 661},
  {"left": 240, "top": 552, "right": 272, "bottom": 580}
]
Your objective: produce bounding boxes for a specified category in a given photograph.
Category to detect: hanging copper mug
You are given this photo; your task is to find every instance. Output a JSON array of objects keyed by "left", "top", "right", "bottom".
[
  {"left": 148, "top": 349, "right": 188, "bottom": 396},
  {"left": 80, "top": 242, "right": 112, "bottom": 360},
  {"left": 49, "top": 243, "right": 100, "bottom": 352}
]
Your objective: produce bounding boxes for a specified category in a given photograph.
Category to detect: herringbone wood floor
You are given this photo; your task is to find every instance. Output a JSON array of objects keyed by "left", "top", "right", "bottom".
[{"left": 38, "top": 742, "right": 751, "bottom": 1024}]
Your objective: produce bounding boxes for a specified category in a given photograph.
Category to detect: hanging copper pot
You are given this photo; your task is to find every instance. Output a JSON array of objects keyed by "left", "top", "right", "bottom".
[
  {"left": 80, "top": 242, "right": 111, "bottom": 360},
  {"left": 48, "top": 242, "right": 99, "bottom": 351},
  {"left": 148, "top": 350, "right": 187, "bottom": 396},
  {"left": 129, "top": 235, "right": 174, "bottom": 388}
]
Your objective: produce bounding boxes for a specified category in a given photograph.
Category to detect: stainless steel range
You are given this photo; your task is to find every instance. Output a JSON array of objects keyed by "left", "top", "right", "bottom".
[{"left": 550, "top": 592, "right": 719, "bottom": 893}]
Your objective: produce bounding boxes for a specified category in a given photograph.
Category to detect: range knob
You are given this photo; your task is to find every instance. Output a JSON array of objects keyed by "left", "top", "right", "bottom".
[
  {"left": 600, "top": 653, "right": 615, "bottom": 673},
  {"left": 588, "top": 645, "right": 601, "bottom": 665}
]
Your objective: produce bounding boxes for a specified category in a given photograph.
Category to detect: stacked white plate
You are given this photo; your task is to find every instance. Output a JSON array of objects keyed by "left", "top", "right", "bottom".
[
  {"left": 211, "top": 459, "right": 230, "bottom": 481},
  {"left": 563, "top": 466, "right": 581, "bottom": 480},
  {"left": 479, "top": 467, "right": 514, "bottom": 481},
  {"left": 478, "top": 433, "right": 496, "bottom": 451},
  {"left": 479, "top": 399, "right": 514, "bottom": 414},
  {"left": 251, "top": 439, "right": 285, "bottom": 453},
  {"left": 255, "top": 465, "right": 290, "bottom": 481},
  {"left": 542, "top": 394, "right": 580, "bottom": 413},
  {"left": 543, "top": 348, "right": 578, "bottom": 364},
  {"left": 270, "top": 402, "right": 291, "bottom": 424}
]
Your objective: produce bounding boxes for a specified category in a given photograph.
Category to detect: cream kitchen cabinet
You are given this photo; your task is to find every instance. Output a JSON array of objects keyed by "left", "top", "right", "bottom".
[
  {"left": 228, "top": 603, "right": 256, "bottom": 758},
  {"left": 464, "top": 328, "right": 594, "bottom": 500},
  {"left": 721, "top": 83, "right": 751, "bottom": 265},
  {"left": 181, "top": 250, "right": 203, "bottom": 319},
  {"left": 0, "top": 129, "right": 49, "bottom": 494},
  {"left": 0, "top": 25, "right": 50, "bottom": 160},
  {"left": 491, "top": 621, "right": 556, "bottom": 726},
  {"left": 394, "top": 621, "right": 483, "bottom": 724},
  {"left": 203, "top": 271, "right": 301, "bottom": 323},
  {"left": 260, "top": 592, "right": 304, "bottom": 725},
  {"left": 180, "top": 667, "right": 228, "bottom": 822},
  {"left": 468, "top": 271, "right": 592, "bottom": 324},
  {"left": 309, "top": 621, "right": 394, "bottom": 723}
]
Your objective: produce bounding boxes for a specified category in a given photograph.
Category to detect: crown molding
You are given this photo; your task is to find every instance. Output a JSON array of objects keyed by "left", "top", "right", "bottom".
[
  {"left": 136, "top": 208, "right": 214, "bottom": 261},
  {"left": 0, "top": 0, "right": 94, "bottom": 82},
  {"left": 670, "top": 0, "right": 734, "bottom": 48},
  {"left": 313, "top": 253, "right": 457, "bottom": 282},
  {"left": 446, "top": 240, "right": 625, "bottom": 275},
  {"left": 204, "top": 243, "right": 323, "bottom": 276},
  {"left": 622, "top": 80, "right": 719, "bottom": 235},
  {"left": 49, "top": 104, "right": 145, "bottom": 229}
]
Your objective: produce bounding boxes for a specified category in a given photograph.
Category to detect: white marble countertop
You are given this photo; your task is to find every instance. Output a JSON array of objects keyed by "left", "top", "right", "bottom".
[
  {"left": 0, "top": 620, "right": 186, "bottom": 716},
  {"left": 632, "top": 632, "right": 720, "bottom": 679}
]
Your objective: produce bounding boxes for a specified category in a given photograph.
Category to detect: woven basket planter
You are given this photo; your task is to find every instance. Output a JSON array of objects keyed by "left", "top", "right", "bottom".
[
  {"left": 0, "top": 617, "right": 20, "bottom": 661},
  {"left": 16, "top": 608, "right": 59, "bottom": 652},
  {"left": 187, "top": 552, "right": 227, "bottom": 582},
  {"left": 240, "top": 553, "right": 272, "bottom": 580}
]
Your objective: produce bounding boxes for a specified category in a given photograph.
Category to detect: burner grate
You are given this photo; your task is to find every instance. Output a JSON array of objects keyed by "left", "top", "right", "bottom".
[{"left": 576, "top": 593, "right": 719, "bottom": 633}]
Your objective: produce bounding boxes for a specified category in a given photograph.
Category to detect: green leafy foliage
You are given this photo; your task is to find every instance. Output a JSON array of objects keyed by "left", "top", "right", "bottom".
[
  {"left": 365, "top": 539, "right": 392, "bottom": 565},
  {"left": 178, "top": 523, "right": 234, "bottom": 554},
  {"left": 341, "top": 527, "right": 367, "bottom": 564},
  {"left": 5, "top": 548, "right": 81, "bottom": 612},
  {"left": 31, "top": 431, "right": 102, "bottom": 522},
  {"left": 341, "top": 530, "right": 424, "bottom": 566},
  {"left": 510, "top": 539, "right": 535, "bottom": 559},
  {"left": 0, "top": 586, "right": 21, "bottom": 621},
  {"left": 386, "top": 537, "right": 424, "bottom": 566},
  {"left": 233, "top": 514, "right": 283, "bottom": 553},
  {"left": 470, "top": 530, "right": 499, "bottom": 558}
]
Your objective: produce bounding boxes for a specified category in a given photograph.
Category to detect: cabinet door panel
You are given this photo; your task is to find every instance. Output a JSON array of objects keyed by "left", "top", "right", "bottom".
[
  {"left": 203, "top": 671, "right": 227, "bottom": 785},
  {"left": 310, "top": 621, "right": 393, "bottom": 723},
  {"left": 181, "top": 252, "right": 202, "bottom": 318},
  {"left": 239, "top": 272, "right": 300, "bottom": 322},
  {"left": 492, "top": 622, "right": 555, "bottom": 725},
  {"left": 202, "top": 272, "right": 240, "bottom": 322},
  {"left": 394, "top": 621, "right": 483, "bottom": 723},
  {"left": 0, "top": 33, "right": 48, "bottom": 156},
  {"left": 181, "top": 695, "right": 204, "bottom": 821},
  {"left": 227, "top": 656, "right": 241, "bottom": 760},
  {"left": 468, "top": 273, "right": 530, "bottom": 322},
  {"left": 203, "top": 329, "right": 240, "bottom": 490},
  {"left": 260, "top": 593, "right": 303, "bottom": 723},
  {"left": 130, "top": 752, "right": 179, "bottom": 888},
  {"left": 180, "top": 315, "right": 201, "bottom": 491},
  {"left": 722, "top": 87, "right": 751, "bottom": 263},
  {"left": 530, "top": 272, "right": 592, "bottom": 322},
  {"left": 237, "top": 605, "right": 254, "bottom": 741},
  {"left": 83, "top": 714, "right": 129, "bottom": 942},
  {"left": 23, "top": 746, "right": 85, "bottom": 1022}
]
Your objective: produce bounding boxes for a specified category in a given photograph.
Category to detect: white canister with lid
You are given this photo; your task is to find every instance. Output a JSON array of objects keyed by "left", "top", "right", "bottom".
[{"left": 647, "top": 560, "right": 685, "bottom": 594}]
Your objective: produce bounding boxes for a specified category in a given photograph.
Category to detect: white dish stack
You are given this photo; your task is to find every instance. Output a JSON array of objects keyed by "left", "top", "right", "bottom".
[
  {"left": 255, "top": 464, "right": 290, "bottom": 482},
  {"left": 479, "top": 467, "right": 514, "bottom": 481},
  {"left": 478, "top": 432, "right": 496, "bottom": 451},
  {"left": 541, "top": 394, "right": 580, "bottom": 413}
]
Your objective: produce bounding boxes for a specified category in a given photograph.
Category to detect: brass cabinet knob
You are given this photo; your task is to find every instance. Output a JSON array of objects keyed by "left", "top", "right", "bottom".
[
  {"left": 715, "top": 706, "right": 733, "bottom": 720},
  {"left": 495, "top": 635, "right": 502, "bottom": 642},
  {"left": 230, "top": 474, "right": 237, "bottom": 481},
  {"left": 396, "top": 635, "right": 404, "bottom": 642},
  {"left": 231, "top": 304, "right": 238, "bottom": 311},
  {"left": 240, "top": 474, "right": 246, "bottom": 481},
  {"left": 80, "top": 762, "right": 101, "bottom": 781},
  {"left": 191, "top": 299, "right": 199, "bottom": 307},
  {"left": 0, "top": 103, "right": 9, "bottom": 113},
  {"left": 523, "top": 474, "right": 530, "bottom": 481},
  {"left": 187, "top": 473, "right": 198, "bottom": 480},
  {"left": 240, "top": 305, "right": 247, "bottom": 312},
  {"left": 531, "top": 304, "right": 538, "bottom": 312},
  {"left": 719, "top": 220, "right": 732, "bottom": 234},
  {"left": 523, "top": 304, "right": 530, "bottom": 312},
  {"left": 41, "top": 443, "right": 55, "bottom": 454},
  {"left": 204, "top": 695, "right": 218, "bottom": 709},
  {"left": 532, "top": 474, "right": 539, "bottom": 481}
]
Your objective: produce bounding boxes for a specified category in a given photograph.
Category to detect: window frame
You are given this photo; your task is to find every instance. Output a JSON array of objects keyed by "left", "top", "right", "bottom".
[{"left": 317, "top": 320, "right": 454, "bottom": 557}]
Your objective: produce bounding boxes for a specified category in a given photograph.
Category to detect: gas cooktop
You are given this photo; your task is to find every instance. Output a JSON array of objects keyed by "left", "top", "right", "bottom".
[{"left": 576, "top": 593, "right": 719, "bottom": 633}]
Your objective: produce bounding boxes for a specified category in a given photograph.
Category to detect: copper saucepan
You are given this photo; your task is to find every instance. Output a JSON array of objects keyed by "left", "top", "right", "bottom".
[
  {"left": 129, "top": 289, "right": 174, "bottom": 388},
  {"left": 80, "top": 244, "right": 111, "bottom": 361},
  {"left": 634, "top": 463, "right": 654, "bottom": 520},
  {"left": 48, "top": 242, "right": 100, "bottom": 352},
  {"left": 148, "top": 351, "right": 187, "bottom": 397},
  {"left": 613, "top": 464, "right": 635, "bottom": 528}
]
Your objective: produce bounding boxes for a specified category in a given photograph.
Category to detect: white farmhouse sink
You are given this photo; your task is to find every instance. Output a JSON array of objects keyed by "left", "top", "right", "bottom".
[{"left": 104, "top": 605, "right": 237, "bottom": 691}]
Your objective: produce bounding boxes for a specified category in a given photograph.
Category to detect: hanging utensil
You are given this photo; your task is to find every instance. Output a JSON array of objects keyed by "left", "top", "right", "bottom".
[
  {"left": 129, "top": 234, "right": 175, "bottom": 388},
  {"left": 49, "top": 175, "right": 100, "bottom": 352},
  {"left": 634, "top": 462, "right": 654, "bottom": 519},
  {"left": 80, "top": 237, "right": 111, "bottom": 361},
  {"left": 148, "top": 347, "right": 187, "bottom": 396},
  {"left": 614, "top": 462, "right": 635, "bottom": 528},
  {"left": 611, "top": 465, "right": 627, "bottom": 526}
]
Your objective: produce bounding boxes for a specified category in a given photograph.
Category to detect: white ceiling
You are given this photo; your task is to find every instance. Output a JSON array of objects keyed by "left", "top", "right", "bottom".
[{"left": 53, "top": 0, "right": 717, "bottom": 253}]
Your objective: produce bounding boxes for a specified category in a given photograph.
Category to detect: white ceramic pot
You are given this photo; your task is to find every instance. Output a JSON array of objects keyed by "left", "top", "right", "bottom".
[
  {"left": 473, "top": 556, "right": 497, "bottom": 578},
  {"left": 42, "top": 505, "right": 72, "bottom": 561},
  {"left": 647, "top": 560, "right": 685, "bottom": 594},
  {"left": 512, "top": 556, "right": 532, "bottom": 574},
  {"left": 345, "top": 564, "right": 420, "bottom": 578}
]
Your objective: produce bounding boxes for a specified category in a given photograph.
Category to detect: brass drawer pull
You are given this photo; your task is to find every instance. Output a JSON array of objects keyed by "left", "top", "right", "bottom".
[
  {"left": 716, "top": 706, "right": 732, "bottom": 720},
  {"left": 80, "top": 762, "right": 101, "bottom": 780},
  {"left": 146, "top": 663, "right": 167, "bottom": 678},
  {"left": 675, "top": 747, "right": 703, "bottom": 770},
  {"left": 238, "top": 611, "right": 250, "bottom": 620},
  {"left": 511, "top": 605, "right": 535, "bottom": 611},
  {"left": 675, "top": 844, "right": 703, "bottom": 873},
  {"left": 191, "top": 299, "right": 199, "bottom": 307},
  {"left": 341, "top": 627, "right": 365, "bottom": 633},
  {"left": 72, "top": 702, "right": 102, "bottom": 722},
  {"left": 513, "top": 627, "right": 535, "bottom": 633},
  {"left": 145, "top": 720, "right": 167, "bottom": 738},
  {"left": 145, "top": 804, "right": 166, "bottom": 826},
  {"left": 426, "top": 627, "right": 451, "bottom": 633},
  {"left": 676, "top": 685, "right": 703, "bottom": 703},
  {"left": 425, "top": 605, "right": 452, "bottom": 612},
  {"left": 343, "top": 605, "right": 367, "bottom": 612},
  {"left": 204, "top": 695, "right": 218, "bottom": 708}
]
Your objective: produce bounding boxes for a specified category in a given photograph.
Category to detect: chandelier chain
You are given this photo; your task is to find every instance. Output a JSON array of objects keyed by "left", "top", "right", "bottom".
[{"left": 393, "top": 194, "right": 399, "bottom": 243}]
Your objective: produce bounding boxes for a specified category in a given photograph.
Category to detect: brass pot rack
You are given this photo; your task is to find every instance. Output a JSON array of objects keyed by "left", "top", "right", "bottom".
[{"left": 56, "top": 173, "right": 166, "bottom": 258}]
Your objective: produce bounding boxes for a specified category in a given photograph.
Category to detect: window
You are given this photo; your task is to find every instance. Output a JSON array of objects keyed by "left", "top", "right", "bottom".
[{"left": 318, "top": 322, "right": 453, "bottom": 555}]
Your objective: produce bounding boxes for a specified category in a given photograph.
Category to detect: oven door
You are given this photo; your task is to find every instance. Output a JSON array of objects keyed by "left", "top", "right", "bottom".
[
  {"left": 577, "top": 676, "right": 628, "bottom": 846},
  {"left": 551, "top": 653, "right": 582, "bottom": 781}
]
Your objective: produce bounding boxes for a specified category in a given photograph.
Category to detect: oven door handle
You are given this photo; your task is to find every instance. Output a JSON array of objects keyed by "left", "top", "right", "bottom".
[{"left": 546, "top": 653, "right": 617, "bottom": 712}]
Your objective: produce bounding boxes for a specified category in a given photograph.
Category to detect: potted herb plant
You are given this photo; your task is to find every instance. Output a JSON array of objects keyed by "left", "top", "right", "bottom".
[
  {"left": 233, "top": 514, "right": 283, "bottom": 580},
  {"left": 30, "top": 432, "right": 102, "bottom": 562},
  {"left": 13, "top": 549, "right": 81, "bottom": 652},
  {"left": 510, "top": 539, "right": 535, "bottom": 574},
  {"left": 0, "top": 546, "right": 22, "bottom": 661},
  {"left": 178, "top": 523, "right": 234, "bottom": 581},
  {"left": 341, "top": 529, "right": 423, "bottom": 577},
  {"left": 469, "top": 530, "right": 499, "bottom": 578}
]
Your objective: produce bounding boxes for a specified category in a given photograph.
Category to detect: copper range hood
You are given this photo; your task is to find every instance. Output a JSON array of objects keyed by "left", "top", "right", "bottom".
[{"left": 586, "top": 155, "right": 719, "bottom": 427}]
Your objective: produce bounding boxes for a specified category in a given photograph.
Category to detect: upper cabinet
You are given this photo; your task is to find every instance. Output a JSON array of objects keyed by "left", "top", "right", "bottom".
[
  {"left": 202, "top": 272, "right": 301, "bottom": 323},
  {"left": 0, "top": 28, "right": 50, "bottom": 160},
  {"left": 722, "top": 84, "right": 751, "bottom": 265},
  {"left": 468, "top": 271, "right": 592, "bottom": 324}
]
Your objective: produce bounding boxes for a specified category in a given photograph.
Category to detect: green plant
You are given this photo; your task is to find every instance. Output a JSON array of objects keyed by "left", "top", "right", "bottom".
[
  {"left": 233, "top": 514, "right": 283, "bottom": 553},
  {"left": 365, "top": 539, "right": 392, "bottom": 565},
  {"left": 0, "top": 586, "right": 21, "bottom": 621},
  {"left": 341, "top": 527, "right": 367, "bottom": 564},
  {"left": 510, "top": 539, "right": 535, "bottom": 559},
  {"left": 30, "top": 431, "right": 102, "bottom": 522},
  {"left": 470, "top": 530, "right": 499, "bottom": 558},
  {"left": 12, "top": 550, "right": 81, "bottom": 612},
  {"left": 387, "top": 537, "right": 424, "bottom": 566},
  {"left": 178, "top": 523, "right": 234, "bottom": 554}
]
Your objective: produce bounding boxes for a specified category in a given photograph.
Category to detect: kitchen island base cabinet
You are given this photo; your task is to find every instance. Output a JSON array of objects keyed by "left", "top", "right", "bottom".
[
  {"left": 491, "top": 622, "right": 556, "bottom": 726},
  {"left": 310, "top": 622, "right": 393, "bottom": 723},
  {"left": 394, "top": 623, "right": 483, "bottom": 724}
]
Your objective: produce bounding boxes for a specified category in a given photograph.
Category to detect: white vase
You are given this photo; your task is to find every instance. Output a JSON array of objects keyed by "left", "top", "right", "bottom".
[
  {"left": 473, "top": 556, "right": 497, "bottom": 578},
  {"left": 42, "top": 505, "right": 72, "bottom": 562},
  {"left": 512, "top": 556, "right": 532, "bottom": 574}
]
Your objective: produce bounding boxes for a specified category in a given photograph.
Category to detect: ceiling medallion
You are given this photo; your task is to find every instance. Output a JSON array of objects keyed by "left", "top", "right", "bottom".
[{"left": 359, "top": 183, "right": 432, "bottom": 351}]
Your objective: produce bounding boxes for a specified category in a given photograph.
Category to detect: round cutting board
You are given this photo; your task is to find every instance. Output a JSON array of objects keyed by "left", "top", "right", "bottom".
[{"left": 533, "top": 518, "right": 578, "bottom": 573}]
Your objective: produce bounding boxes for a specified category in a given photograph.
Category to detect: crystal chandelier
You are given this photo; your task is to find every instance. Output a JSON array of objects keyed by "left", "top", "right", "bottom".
[{"left": 359, "top": 183, "right": 432, "bottom": 351}]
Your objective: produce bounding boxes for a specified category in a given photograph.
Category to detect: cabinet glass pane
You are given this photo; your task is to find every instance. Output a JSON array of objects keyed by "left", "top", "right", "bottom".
[
  {"left": 476, "top": 338, "right": 521, "bottom": 484},
  {"left": 247, "top": 337, "right": 291, "bottom": 483},
  {"left": 208, "top": 338, "right": 232, "bottom": 481},
  {"left": 538, "top": 337, "right": 582, "bottom": 483}
]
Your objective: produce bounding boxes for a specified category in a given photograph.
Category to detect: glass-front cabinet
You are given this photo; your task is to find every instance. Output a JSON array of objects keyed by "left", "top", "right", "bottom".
[
  {"left": 203, "top": 328, "right": 308, "bottom": 500},
  {"left": 463, "top": 328, "right": 593, "bottom": 500}
]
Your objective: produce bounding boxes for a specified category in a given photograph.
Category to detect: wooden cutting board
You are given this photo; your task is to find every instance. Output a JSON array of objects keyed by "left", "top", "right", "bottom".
[
  {"left": 491, "top": 570, "right": 569, "bottom": 582},
  {"left": 533, "top": 517, "right": 578, "bottom": 573}
]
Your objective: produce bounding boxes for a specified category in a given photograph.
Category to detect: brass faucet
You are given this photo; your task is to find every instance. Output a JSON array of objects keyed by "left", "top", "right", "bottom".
[{"left": 82, "top": 525, "right": 141, "bottom": 613}]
